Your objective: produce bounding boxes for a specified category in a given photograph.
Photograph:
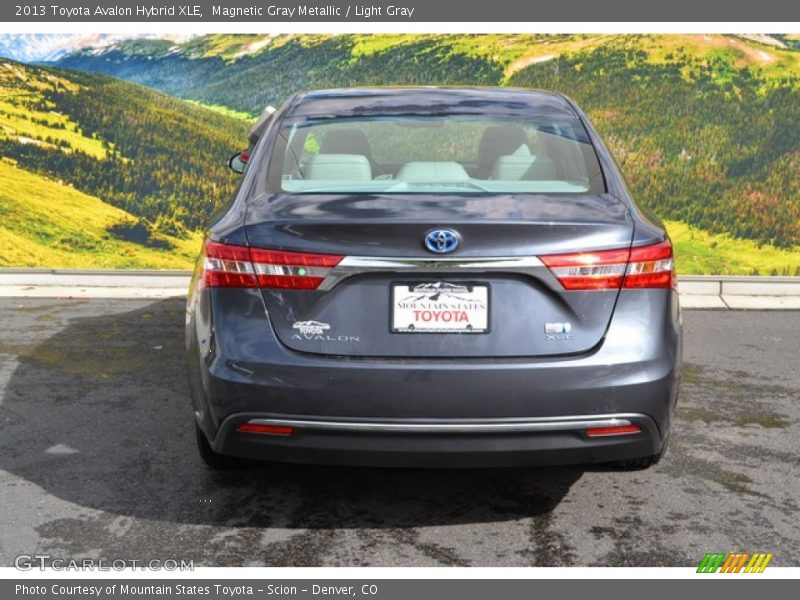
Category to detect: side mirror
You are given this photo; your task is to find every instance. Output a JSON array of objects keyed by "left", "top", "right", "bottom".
[{"left": 228, "top": 150, "right": 249, "bottom": 174}]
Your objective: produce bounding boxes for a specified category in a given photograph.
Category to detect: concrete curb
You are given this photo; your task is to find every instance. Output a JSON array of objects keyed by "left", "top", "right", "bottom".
[
  {"left": 1, "top": 269, "right": 799, "bottom": 309},
  {"left": 677, "top": 275, "right": 800, "bottom": 309}
]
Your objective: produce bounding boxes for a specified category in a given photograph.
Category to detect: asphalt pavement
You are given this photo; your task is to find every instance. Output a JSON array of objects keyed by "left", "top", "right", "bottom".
[{"left": 0, "top": 298, "right": 798, "bottom": 567}]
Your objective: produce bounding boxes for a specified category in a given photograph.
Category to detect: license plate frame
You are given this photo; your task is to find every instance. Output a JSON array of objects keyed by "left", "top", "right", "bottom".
[{"left": 390, "top": 281, "right": 490, "bottom": 334}]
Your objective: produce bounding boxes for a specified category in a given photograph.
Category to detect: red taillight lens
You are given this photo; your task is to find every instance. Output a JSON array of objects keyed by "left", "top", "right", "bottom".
[
  {"left": 540, "top": 247, "right": 630, "bottom": 290},
  {"left": 623, "top": 240, "right": 675, "bottom": 289},
  {"left": 586, "top": 424, "right": 642, "bottom": 437},
  {"left": 237, "top": 423, "right": 294, "bottom": 436},
  {"left": 202, "top": 240, "right": 258, "bottom": 288},
  {"left": 540, "top": 240, "right": 675, "bottom": 291},
  {"left": 201, "top": 240, "right": 343, "bottom": 290}
]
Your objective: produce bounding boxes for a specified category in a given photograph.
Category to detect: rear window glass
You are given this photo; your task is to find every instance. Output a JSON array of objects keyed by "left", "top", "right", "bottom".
[{"left": 262, "top": 115, "right": 605, "bottom": 195}]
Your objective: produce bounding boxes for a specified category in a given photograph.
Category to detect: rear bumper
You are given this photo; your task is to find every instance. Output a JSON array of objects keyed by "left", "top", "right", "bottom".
[
  {"left": 212, "top": 413, "right": 660, "bottom": 468},
  {"left": 187, "top": 287, "right": 681, "bottom": 467}
]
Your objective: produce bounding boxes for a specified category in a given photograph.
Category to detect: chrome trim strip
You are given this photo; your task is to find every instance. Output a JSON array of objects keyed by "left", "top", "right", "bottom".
[
  {"left": 318, "top": 255, "right": 546, "bottom": 291},
  {"left": 339, "top": 256, "right": 545, "bottom": 269},
  {"left": 245, "top": 414, "right": 641, "bottom": 434}
]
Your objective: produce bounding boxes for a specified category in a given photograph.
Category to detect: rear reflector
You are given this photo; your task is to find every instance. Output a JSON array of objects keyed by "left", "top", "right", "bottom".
[
  {"left": 540, "top": 239, "right": 675, "bottom": 291},
  {"left": 586, "top": 424, "right": 642, "bottom": 437},
  {"left": 201, "top": 239, "right": 342, "bottom": 290},
  {"left": 237, "top": 423, "right": 294, "bottom": 436}
]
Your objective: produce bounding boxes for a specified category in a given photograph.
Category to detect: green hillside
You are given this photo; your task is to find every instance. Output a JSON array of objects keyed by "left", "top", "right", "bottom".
[
  {"left": 508, "top": 42, "right": 800, "bottom": 251},
  {"left": 0, "top": 158, "right": 201, "bottom": 268},
  {"left": 0, "top": 58, "right": 247, "bottom": 234},
  {"left": 56, "top": 34, "right": 800, "bottom": 112},
  {"left": 53, "top": 34, "right": 800, "bottom": 256},
  {"left": 1, "top": 35, "right": 798, "bottom": 273},
  {"left": 5, "top": 146, "right": 799, "bottom": 272},
  {"left": 667, "top": 221, "right": 800, "bottom": 276},
  {"left": 0, "top": 57, "right": 249, "bottom": 269}
]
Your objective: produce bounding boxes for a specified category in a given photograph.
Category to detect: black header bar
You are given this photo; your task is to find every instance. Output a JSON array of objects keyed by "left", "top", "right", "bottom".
[{"left": 3, "top": 0, "right": 800, "bottom": 23}]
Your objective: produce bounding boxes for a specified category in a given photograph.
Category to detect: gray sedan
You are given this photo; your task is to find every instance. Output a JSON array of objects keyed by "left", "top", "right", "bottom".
[{"left": 186, "top": 87, "right": 681, "bottom": 470}]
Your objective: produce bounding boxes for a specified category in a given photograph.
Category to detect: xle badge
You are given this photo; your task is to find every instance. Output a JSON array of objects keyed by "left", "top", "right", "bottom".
[{"left": 545, "top": 322, "right": 572, "bottom": 341}]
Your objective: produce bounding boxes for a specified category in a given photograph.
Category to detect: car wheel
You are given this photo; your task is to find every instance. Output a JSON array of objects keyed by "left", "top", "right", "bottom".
[
  {"left": 195, "top": 424, "right": 236, "bottom": 470},
  {"left": 615, "top": 453, "right": 659, "bottom": 470},
  {"left": 613, "top": 434, "right": 669, "bottom": 470}
]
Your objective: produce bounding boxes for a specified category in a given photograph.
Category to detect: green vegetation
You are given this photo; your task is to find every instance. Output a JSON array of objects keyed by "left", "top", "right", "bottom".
[
  {"left": 184, "top": 100, "right": 255, "bottom": 122},
  {"left": 0, "top": 62, "right": 108, "bottom": 159},
  {"left": 178, "top": 34, "right": 273, "bottom": 60},
  {"left": 0, "top": 159, "right": 201, "bottom": 268},
  {"left": 58, "top": 34, "right": 800, "bottom": 112},
  {"left": 0, "top": 58, "right": 247, "bottom": 232},
  {"left": 666, "top": 221, "right": 800, "bottom": 276},
  {"left": 508, "top": 43, "right": 800, "bottom": 249},
  {"left": 1, "top": 34, "right": 796, "bottom": 273},
  {"left": 54, "top": 35, "right": 800, "bottom": 253},
  {"left": 99, "top": 38, "right": 175, "bottom": 58}
]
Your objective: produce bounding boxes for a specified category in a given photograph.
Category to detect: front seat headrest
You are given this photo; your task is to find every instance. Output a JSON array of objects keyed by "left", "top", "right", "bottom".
[
  {"left": 477, "top": 125, "right": 529, "bottom": 178},
  {"left": 319, "top": 129, "right": 373, "bottom": 162}
]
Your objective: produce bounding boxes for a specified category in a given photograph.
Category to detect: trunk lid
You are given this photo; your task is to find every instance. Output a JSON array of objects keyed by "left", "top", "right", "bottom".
[{"left": 245, "top": 193, "right": 633, "bottom": 358}]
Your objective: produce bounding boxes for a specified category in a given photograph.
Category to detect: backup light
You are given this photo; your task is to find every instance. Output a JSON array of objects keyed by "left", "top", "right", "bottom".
[
  {"left": 201, "top": 240, "right": 343, "bottom": 290},
  {"left": 540, "top": 240, "right": 676, "bottom": 291}
]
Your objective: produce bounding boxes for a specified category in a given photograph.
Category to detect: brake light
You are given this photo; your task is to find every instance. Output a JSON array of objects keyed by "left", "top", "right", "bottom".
[
  {"left": 623, "top": 240, "right": 675, "bottom": 289},
  {"left": 202, "top": 240, "right": 257, "bottom": 288},
  {"left": 539, "top": 247, "right": 630, "bottom": 290},
  {"left": 540, "top": 240, "right": 675, "bottom": 291},
  {"left": 201, "top": 240, "right": 342, "bottom": 290}
]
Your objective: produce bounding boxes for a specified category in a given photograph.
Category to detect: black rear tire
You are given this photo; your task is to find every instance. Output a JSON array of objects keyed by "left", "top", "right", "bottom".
[
  {"left": 613, "top": 433, "right": 669, "bottom": 470},
  {"left": 195, "top": 423, "right": 237, "bottom": 470},
  {"left": 615, "top": 453, "right": 659, "bottom": 470}
]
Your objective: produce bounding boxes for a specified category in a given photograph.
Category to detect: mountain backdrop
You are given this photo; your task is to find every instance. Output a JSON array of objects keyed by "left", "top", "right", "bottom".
[
  {"left": 0, "top": 58, "right": 245, "bottom": 267},
  {"left": 2, "top": 34, "right": 800, "bottom": 273}
]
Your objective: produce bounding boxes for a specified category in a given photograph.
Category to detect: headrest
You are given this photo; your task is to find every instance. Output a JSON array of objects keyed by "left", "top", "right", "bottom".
[
  {"left": 319, "top": 129, "right": 373, "bottom": 159},
  {"left": 304, "top": 154, "right": 372, "bottom": 180},
  {"left": 477, "top": 125, "right": 529, "bottom": 176},
  {"left": 396, "top": 162, "right": 470, "bottom": 182}
]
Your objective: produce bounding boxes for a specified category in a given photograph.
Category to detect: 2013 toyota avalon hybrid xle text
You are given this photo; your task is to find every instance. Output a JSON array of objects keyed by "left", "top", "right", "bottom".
[{"left": 186, "top": 87, "right": 682, "bottom": 470}]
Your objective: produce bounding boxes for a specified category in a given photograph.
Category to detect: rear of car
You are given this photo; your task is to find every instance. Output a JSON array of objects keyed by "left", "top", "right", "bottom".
[{"left": 186, "top": 88, "right": 681, "bottom": 469}]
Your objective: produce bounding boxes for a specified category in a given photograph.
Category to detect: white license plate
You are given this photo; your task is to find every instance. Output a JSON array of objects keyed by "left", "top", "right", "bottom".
[{"left": 391, "top": 282, "right": 489, "bottom": 333}]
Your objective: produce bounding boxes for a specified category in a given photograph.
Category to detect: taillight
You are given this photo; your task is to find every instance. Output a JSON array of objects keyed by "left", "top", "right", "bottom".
[
  {"left": 201, "top": 240, "right": 342, "bottom": 290},
  {"left": 623, "top": 240, "right": 675, "bottom": 289},
  {"left": 202, "top": 240, "right": 257, "bottom": 288},
  {"left": 539, "top": 247, "right": 630, "bottom": 290},
  {"left": 540, "top": 240, "right": 675, "bottom": 291}
]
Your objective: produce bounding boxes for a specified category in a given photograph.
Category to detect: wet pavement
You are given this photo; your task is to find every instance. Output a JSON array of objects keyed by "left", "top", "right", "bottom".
[{"left": 0, "top": 298, "right": 798, "bottom": 566}]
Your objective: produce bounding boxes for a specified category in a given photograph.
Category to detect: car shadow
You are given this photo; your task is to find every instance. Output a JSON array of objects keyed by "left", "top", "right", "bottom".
[{"left": 1, "top": 298, "right": 584, "bottom": 531}]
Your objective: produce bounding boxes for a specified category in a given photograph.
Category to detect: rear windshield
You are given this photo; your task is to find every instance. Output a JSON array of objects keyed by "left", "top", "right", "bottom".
[{"left": 261, "top": 115, "right": 605, "bottom": 195}]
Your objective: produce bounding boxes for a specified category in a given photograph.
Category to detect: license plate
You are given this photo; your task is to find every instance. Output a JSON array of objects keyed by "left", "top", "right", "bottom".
[{"left": 391, "top": 282, "right": 489, "bottom": 333}]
